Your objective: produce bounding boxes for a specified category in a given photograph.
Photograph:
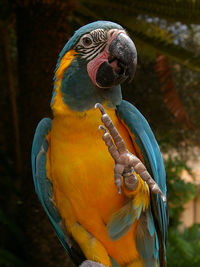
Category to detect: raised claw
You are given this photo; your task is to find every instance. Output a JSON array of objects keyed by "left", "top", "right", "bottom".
[
  {"left": 95, "top": 103, "right": 166, "bottom": 202},
  {"left": 94, "top": 103, "right": 106, "bottom": 115}
]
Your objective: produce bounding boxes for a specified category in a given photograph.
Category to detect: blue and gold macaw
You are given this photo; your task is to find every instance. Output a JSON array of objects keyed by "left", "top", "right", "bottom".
[{"left": 31, "top": 21, "right": 167, "bottom": 267}]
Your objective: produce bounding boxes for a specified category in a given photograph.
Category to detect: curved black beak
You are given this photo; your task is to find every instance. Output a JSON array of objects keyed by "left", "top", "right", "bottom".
[
  {"left": 96, "top": 32, "right": 137, "bottom": 88},
  {"left": 109, "top": 33, "right": 137, "bottom": 82}
]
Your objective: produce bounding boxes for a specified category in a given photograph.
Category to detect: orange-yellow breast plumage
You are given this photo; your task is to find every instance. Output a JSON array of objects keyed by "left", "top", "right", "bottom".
[{"left": 46, "top": 105, "right": 142, "bottom": 264}]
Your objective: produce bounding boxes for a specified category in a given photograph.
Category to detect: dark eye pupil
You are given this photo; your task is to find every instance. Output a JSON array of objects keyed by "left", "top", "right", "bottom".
[{"left": 83, "top": 37, "right": 92, "bottom": 46}]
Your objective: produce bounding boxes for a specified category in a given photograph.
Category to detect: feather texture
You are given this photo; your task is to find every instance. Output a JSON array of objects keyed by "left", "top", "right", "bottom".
[
  {"left": 107, "top": 172, "right": 149, "bottom": 241},
  {"left": 107, "top": 200, "right": 136, "bottom": 240},
  {"left": 116, "top": 100, "right": 167, "bottom": 266},
  {"left": 31, "top": 118, "right": 85, "bottom": 266}
]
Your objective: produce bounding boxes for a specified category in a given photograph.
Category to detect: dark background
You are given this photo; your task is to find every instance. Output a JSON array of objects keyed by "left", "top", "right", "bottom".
[{"left": 1, "top": 0, "right": 200, "bottom": 266}]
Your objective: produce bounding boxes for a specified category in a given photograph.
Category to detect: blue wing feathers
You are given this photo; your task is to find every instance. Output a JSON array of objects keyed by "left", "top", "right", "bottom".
[
  {"left": 117, "top": 101, "right": 166, "bottom": 195},
  {"left": 154, "top": 234, "right": 159, "bottom": 259},
  {"left": 135, "top": 210, "right": 158, "bottom": 267},
  {"left": 32, "top": 118, "right": 52, "bottom": 198},
  {"left": 117, "top": 100, "right": 167, "bottom": 266},
  {"left": 147, "top": 207, "right": 155, "bottom": 237},
  {"left": 110, "top": 257, "right": 121, "bottom": 267},
  {"left": 31, "top": 118, "right": 82, "bottom": 263},
  {"left": 107, "top": 200, "right": 136, "bottom": 240}
]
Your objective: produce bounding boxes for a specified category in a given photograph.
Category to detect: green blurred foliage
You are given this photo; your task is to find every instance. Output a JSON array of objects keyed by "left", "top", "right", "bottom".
[
  {"left": 165, "top": 155, "right": 200, "bottom": 266},
  {"left": 166, "top": 156, "right": 196, "bottom": 228},
  {"left": 167, "top": 224, "right": 200, "bottom": 267}
]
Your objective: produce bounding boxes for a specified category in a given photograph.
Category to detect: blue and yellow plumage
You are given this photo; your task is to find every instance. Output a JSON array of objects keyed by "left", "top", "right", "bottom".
[{"left": 31, "top": 21, "right": 167, "bottom": 267}]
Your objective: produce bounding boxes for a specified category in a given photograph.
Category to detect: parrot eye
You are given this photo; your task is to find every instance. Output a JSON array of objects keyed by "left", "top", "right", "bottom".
[
  {"left": 81, "top": 35, "right": 93, "bottom": 47},
  {"left": 76, "top": 30, "right": 107, "bottom": 60}
]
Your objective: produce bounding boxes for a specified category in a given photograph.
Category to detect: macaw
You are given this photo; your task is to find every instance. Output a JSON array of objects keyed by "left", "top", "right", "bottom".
[{"left": 31, "top": 21, "right": 167, "bottom": 267}]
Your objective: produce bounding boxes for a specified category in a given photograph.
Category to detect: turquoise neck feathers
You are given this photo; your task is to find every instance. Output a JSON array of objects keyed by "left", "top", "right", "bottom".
[{"left": 53, "top": 57, "right": 122, "bottom": 112}]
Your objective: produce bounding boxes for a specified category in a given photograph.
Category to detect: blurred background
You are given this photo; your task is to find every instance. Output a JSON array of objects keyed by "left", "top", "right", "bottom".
[{"left": 1, "top": 0, "right": 200, "bottom": 266}]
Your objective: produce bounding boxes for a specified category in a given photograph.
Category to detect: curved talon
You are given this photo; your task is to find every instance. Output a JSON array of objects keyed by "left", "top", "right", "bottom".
[
  {"left": 94, "top": 103, "right": 106, "bottom": 115},
  {"left": 98, "top": 125, "right": 107, "bottom": 133},
  {"left": 118, "top": 187, "right": 122, "bottom": 195},
  {"left": 115, "top": 179, "right": 122, "bottom": 194},
  {"left": 160, "top": 194, "right": 167, "bottom": 203}
]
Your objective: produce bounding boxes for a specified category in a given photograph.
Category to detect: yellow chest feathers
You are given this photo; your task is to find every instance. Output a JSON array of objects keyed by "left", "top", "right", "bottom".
[
  {"left": 48, "top": 106, "right": 136, "bottom": 217},
  {"left": 50, "top": 106, "right": 136, "bottom": 163}
]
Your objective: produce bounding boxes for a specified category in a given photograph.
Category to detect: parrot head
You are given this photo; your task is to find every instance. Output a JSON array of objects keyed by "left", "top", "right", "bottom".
[{"left": 51, "top": 21, "right": 137, "bottom": 112}]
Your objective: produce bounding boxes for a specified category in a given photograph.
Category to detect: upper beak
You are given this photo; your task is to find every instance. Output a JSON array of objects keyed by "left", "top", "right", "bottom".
[
  {"left": 108, "top": 32, "right": 137, "bottom": 83},
  {"left": 90, "top": 30, "right": 137, "bottom": 88}
]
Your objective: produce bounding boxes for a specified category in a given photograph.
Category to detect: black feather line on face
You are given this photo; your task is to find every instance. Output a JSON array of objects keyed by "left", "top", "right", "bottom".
[
  {"left": 75, "top": 29, "right": 108, "bottom": 60},
  {"left": 77, "top": 42, "right": 107, "bottom": 61},
  {"left": 90, "top": 29, "right": 107, "bottom": 42}
]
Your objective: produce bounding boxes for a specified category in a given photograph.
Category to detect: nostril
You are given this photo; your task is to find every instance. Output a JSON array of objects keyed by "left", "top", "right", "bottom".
[{"left": 108, "top": 29, "right": 116, "bottom": 38}]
